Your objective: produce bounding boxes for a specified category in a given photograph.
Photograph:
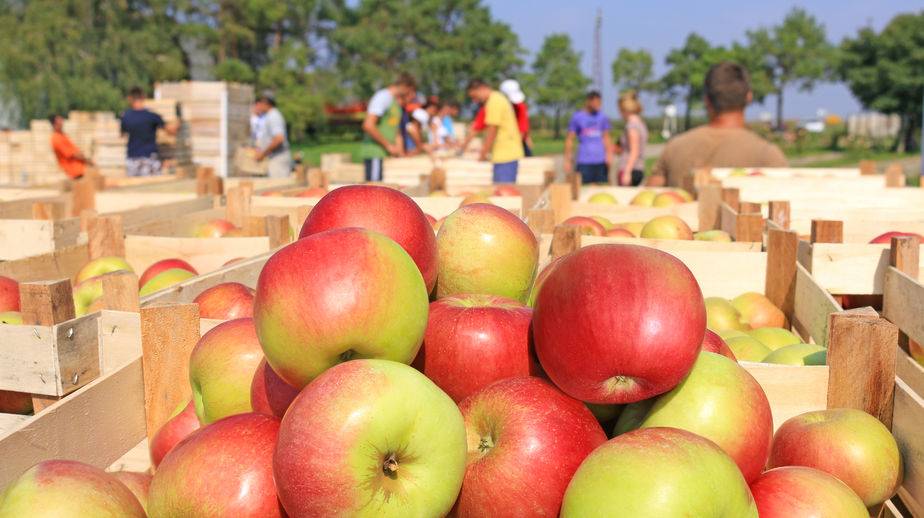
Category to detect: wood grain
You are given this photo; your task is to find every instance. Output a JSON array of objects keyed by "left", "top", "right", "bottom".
[
  {"left": 20, "top": 279, "right": 75, "bottom": 326},
  {"left": 765, "top": 229, "right": 798, "bottom": 327},
  {"left": 791, "top": 264, "right": 842, "bottom": 346},
  {"left": 810, "top": 219, "right": 843, "bottom": 244},
  {"left": 548, "top": 183, "right": 572, "bottom": 224},
  {"left": 697, "top": 183, "right": 722, "bottom": 231},
  {"left": 768, "top": 200, "right": 790, "bottom": 230},
  {"left": 70, "top": 177, "right": 96, "bottom": 217},
  {"left": 721, "top": 187, "right": 740, "bottom": 211},
  {"left": 526, "top": 208, "right": 555, "bottom": 238},
  {"left": 893, "top": 378, "right": 924, "bottom": 517},
  {"left": 87, "top": 214, "right": 125, "bottom": 259},
  {"left": 550, "top": 225, "right": 581, "bottom": 258},
  {"left": 100, "top": 271, "right": 140, "bottom": 312},
  {"left": 891, "top": 236, "right": 920, "bottom": 279}
]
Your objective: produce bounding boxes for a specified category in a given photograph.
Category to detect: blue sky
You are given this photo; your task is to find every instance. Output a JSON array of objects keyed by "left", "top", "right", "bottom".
[{"left": 485, "top": 0, "right": 921, "bottom": 120}]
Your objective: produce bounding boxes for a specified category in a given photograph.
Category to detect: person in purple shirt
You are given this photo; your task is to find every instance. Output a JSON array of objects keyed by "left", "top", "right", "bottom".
[{"left": 564, "top": 91, "right": 614, "bottom": 184}]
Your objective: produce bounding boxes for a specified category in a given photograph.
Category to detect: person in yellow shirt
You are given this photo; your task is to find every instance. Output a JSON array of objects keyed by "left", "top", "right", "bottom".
[{"left": 466, "top": 79, "right": 524, "bottom": 183}]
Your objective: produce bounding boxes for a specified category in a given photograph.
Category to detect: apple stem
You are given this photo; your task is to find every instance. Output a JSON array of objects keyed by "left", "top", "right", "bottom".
[
  {"left": 478, "top": 435, "right": 494, "bottom": 453},
  {"left": 382, "top": 453, "right": 399, "bottom": 478}
]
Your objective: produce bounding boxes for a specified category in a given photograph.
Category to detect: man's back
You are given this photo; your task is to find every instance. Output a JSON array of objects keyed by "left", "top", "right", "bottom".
[
  {"left": 121, "top": 109, "right": 164, "bottom": 158},
  {"left": 652, "top": 126, "right": 787, "bottom": 187}
]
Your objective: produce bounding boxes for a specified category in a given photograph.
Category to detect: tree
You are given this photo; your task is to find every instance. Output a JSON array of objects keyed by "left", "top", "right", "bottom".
[
  {"left": 840, "top": 12, "right": 924, "bottom": 152},
  {"left": 530, "top": 34, "right": 590, "bottom": 138},
  {"left": 659, "top": 33, "right": 728, "bottom": 130},
  {"left": 745, "top": 7, "right": 833, "bottom": 129},
  {"left": 611, "top": 48, "right": 654, "bottom": 94},
  {"left": 330, "top": 0, "right": 522, "bottom": 101}
]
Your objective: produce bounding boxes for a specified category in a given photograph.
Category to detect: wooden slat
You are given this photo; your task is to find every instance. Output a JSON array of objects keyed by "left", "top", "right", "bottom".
[
  {"left": 807, "top": 243, "right": 892, "bottom": 295},
  {"left": 827, "top": 311, "right": 897, "bottom": 428},
  {"left": 140, "top": 303, "right": 200, "bottom": 442},
  {"left": 0, "top": 219, "right": 81, "bottom": 260},
  {"left": 141, "top": 252, "right": 269, "bottom": 306},
  {"left": 100, "top": 271, "right": 140, "bottom": 312},
  {"left": 884, "top": 267, "right": 924, "bottom": 347},
  {"left": 810, "top": 219, "right": 843, "bottom": 244},
  {"left": 71, "top": 177, "right": 96, "bottom": 216},
  {"left": 893, "top": 378, "right": 924, "bottom": 517},
  {"left": 0, "top": 244, "right": 89, "bottom": 282},
  {"left": 123, "top": 235, "right": 270, "bottom": 277},
  {"left": 742, "top": 363, "right": 828, "bottom": 432},
  {"left": 87, "top": 214, "right": 125, "bottom": 259},
  {"left": 264, "top": 214, "right": 290, "bottom": 249},
  {"left": 20, "top": 279, "right": 75, "bottom": 326},
  {"left": 765, "top": 229, "right": 798, "bottom": 327},
  {"left": 32, "top": 201, "right": 65, "bottom": 220},
  {"left": 740, "top": 201, "right": 761, "bottom": 213},
  {"left": 768, "top": 200, "right": 790, "bottom": 230},
  {"left": 719, "top": 203, "right": 738, "bottom": 239},
  {"left": 697, "top": 183, "right": 722, "bottom": 231},
  {"left": 526, "top": 208, "right": 555, "bottom": 238},
  {"left": 225, "top": 186, "right": 252, "bottom": 227},
  {"left": 792, "top": 264, "right": 842, "bottom": 346},
  {"left": 891, "top": 236, "right": 921, "bottom": 280},
  {"left": 736, "top": 213, "right": 764, "bottom": 243},
  {"left": 581, "top": 235, "right": 762, "bottom": 253},
  {"left": 721, "top": 187, "right": 740, "bottom": 211},
  {"left": 548, "top": 183, "right": 572, "bottom": 224},
  {"left": 551, "top": 225, "right": 581, "bottom": 258}
]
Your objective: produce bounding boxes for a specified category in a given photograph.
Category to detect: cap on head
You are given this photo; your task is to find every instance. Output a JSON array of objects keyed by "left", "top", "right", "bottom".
[{"left": 500, "top": 79, "right": 525, "bottom": 104}]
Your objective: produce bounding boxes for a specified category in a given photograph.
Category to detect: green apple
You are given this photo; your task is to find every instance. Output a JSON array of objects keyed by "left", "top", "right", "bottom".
[
  {"left": 0, "top": 311, "right": 21, "bottom": 324},
  {"left": 640, "top": 215, "right": 694, "bottom": 240},
  {"left": 762, "top": 343, "right": 826, "bottom": 365},
  {"left": 73, "top": 277, "right": 104, "bottom": 317},
  {"left": 705, "top": 297, "right": 748, "bottom": 332},
  {"left": 726, "top": 335, "right": 772, "bottom": 362},
  {"left": 587, "top": 192, "right": 618, "bottom": 205},
  {"left": 561, "top": 427, "right": 757, "bottom": 517},
  {"left": 718, "top": 329, "right": 748, "bottom": 340},
  {"left": 139, "top": 268, "right": 196, "bottom": 297},
  {"left": 590, "top": 215, "right": 614, "bottom": 230},
  {"left": 694, "top": 230, "right": 733, "bottom": 242},
  {"left": 748, "top": 327, "right": 801, "bottom": 350},
  {"left": 74, "top": 256, "right": 133, "bottom": 284},
  {"left": 629, "top": 190, "right": 657, "bottom": 207}
]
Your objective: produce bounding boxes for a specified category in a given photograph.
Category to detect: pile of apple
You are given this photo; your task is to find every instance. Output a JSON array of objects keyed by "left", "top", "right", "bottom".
[
  {"left": 0, "top": 185, "right": 904, "bottom": 517},
  {"left": 562, "top": 213, "right": 731, "bottom": 243}
]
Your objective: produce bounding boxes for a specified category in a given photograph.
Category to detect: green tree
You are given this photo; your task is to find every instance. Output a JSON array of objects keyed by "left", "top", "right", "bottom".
[
  {"left": 840, "top": 12, "right": 924, "bottom": 151},
  {"left": 611, "top": 48, "right": 655, "bottom": 95},
  {"left": 745, "top": 7, "right": 834, "bottom": 129},
  {"left": 529, "top": 33, "right": 590, "bottom": 138},
  {"left": 659, "top": 33, "right": 728, "bottom": 130},
  {"left": 330, "top": 0, "right": 522, "bottom": 101}
]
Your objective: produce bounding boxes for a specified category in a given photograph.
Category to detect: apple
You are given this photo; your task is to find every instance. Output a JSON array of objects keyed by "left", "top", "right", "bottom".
[
  {"left": 0, "top": 389, "right": 32, "bottom": 414},
  {"left": 454, "top": 377, "right": 607, "bottom": 517},
  {"left": 561, "top": 216, "right": 606, "bottom": 236},
  {"left": 138, "top": 258, "right": 197, "bottom": 288},
  {"left": 260, "top": 190, "right": 284, "bottom": 197},
  {"left": 299, "top": 185, "right": 439, "bottom": 292},
  {"left": 149, "top": 400, "right": 200, "bottom": 468},
  {"left": 73, "top": 277, "right": 104, "bottom": 317},
  {"left": 730, "top": 167, "right": 747, "bottom": 177},
  {"left": 423, "top": 213, "right": 437, "bottom": 227},
  {"left": 652, "top": 191, "right": 686, "bottom": 207},
  {"left": 590, "top": 215, "right": 614, "bottom": 230},
  {"left": 436, "top": 203, "right": 539, "bottom": 303},
  {"left": 139, "top": 267, "right": 196, "bottom": 297},
  {"left": 613, "top": 351, "right": 773, "bottom": 482},
  {"left": 587, "top": 192, "right": 617, "bottom": 204},
  {"left": 911, "top": 339, "right": 924, "bottom": 365},
  {"left": 747, "top": 327, "right": 800, "bottom": 350},
  {"left": 433, "top": 216, "right": 446, "bottom": 232},
  {"left": 417, "top": 294, "right": 535, "bottom": 402},
  {"left": 274, "top": 359, "right": 467, "bottom": 517},
  {"left": 718, "top": 328, "right": 748, "bottom": 340},
  {"left": 250, "top": 359, "right": 300, "bottom": 419},
  {"left": 586, "top": 402, "right": 621, "bottom": 423},
  {"left": 629, "top": 190, "right": 657, "bottom": 206},
  {"left": 750, "top": 466, "right": 868, "bottom": 518},
  {"left": 254, "top": 228, "right": 429, "bottom": 388},
  {"left": 705, "top": 297, "right": 748, "bottom": 332},
  {"left": 605, "top": 227, "right": 634, "bottom": 238},
  {"left": 618, "top": 221, "right": 645, "bottom": 237},
  {"left": 0, "top": 311, "right": 21, "bottom": 325},
  {"left": 702, "top": 329, "right": 737, "bottom": 360},
  {"left": 763, "top": 343, "right": 826, "bottom": 365},
  {"left": 526, "top": 255, "right": 563, "bottom": 307},
  {"left": 533, "top": 244, "right": 705, "bottom": 403},
  {"left": 725, "top": 335, "right": 772, "bottom": 362},
  {"left": 193, "top": 282, "right": 255, "bottom": 320},
  {"left": 295, "top": 187, "right": 328, "bottom": 197},
  {"left": 768, "top": 408, "right": 902, "bottom": 507},
  {"left": 148, "top": 413, "right": 283, "bottom": 517},
  {"left": 0, "top": 276, "right": 19, "bottom": 312},
  {"left": 732, "top": 292, "right": 785, "bottom": 329},
  {"left": 640, "top": 215, "right": 694, "bottom": 240},
  {"left": 193, "top": 218, "right": 237, "bottom": 238},
  {"left": 675, "top": 188, "right": 694, "bottom": 202},
  {"left": 494, "top": 185, "right": 521, "bottom": 196},
  {"left": 111, "top": 472, "right": 152, "bottom": 513},
  {"left": 0, "top": 460, "right": 145, "bottom": 517},
  {"left": 429, "top": 189, "right": 449, "bottom": 197},
  {"left": 694, "top": 230, "right": 733, "bottom": 242},
  {"left": 460, "top": 191, "right": 492, "bottom": 206},
  {"left": 189, "top": 318, "right": 264, "bottom": 424},
  {"left": 74, "top": 256, "right": 133, "bottom": 284},
  {"left": 869, "top": 231, "right": 923, "bottom": 244},
  {"left": 561, "top": 427, "right": 758, "bottom": 517}
]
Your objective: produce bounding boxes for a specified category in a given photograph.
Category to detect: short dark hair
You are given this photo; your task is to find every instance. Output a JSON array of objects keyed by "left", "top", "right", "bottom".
[
  {"left": 394, "top": 73, "right": 417, "bottom": 90},
  {"left": 466, "top": 79, "right": 488, "bottom": 92},
  {"left": 586, "top": 90, "right": 602, "bottom": 100},
  {"left": 255, "top": 92, "right": 276, "bottom": 106},
  {"left": 704, "top": 62, "right": 751, "bottom": 113},
  {"left": 47, "top": 114, "right": 64, "bottom": 125},
  {"left": 128, "top": 86, "right": 145, "bottom": 100}
]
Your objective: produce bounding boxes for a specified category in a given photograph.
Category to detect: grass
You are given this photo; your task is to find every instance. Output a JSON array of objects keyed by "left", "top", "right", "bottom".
[
  {"left": 796, "top": 150, "right": 917, "bottom": 168},
  {"left": 291, "top": 140, "right": 364, "bottom": 166}
]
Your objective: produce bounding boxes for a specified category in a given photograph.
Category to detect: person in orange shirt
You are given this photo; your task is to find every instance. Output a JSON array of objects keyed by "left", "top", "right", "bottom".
[{"left": 49, "top": 114, "right": 92, "bottom": 180}]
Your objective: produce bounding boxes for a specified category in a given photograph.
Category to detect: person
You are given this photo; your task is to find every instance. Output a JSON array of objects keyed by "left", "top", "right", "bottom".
[
  {"left": 252, "top": 93, "right": 292, "bottom": 178},
  {"left": 648, "top": 62, "right": 787, "bottom": 187},
  {"left": 466, "top": 79, "right": 524, "bottom": 183},
  {"left": 360, "top": 73, "right": 416, "bottom": 181},
  {"left": 499, "top": 79, "right": 533, "bottom": 156},
  {"left": 49, "top": 114, "right": 92, "bottom": 181},
  {"left": 402, "top": 98, "right": 428, "bottom": 156},
  {"left": 615, "top": 91, "right": 649, "bottom": 186},
  {"left": 438, "top": 101, "right": 459, "bottom": 146},
  {"left": 564, "top": 91, "right": 613, "bottom": 184},
  {"left": 121, "top": 87, "right": 177, "bottom": 177}
]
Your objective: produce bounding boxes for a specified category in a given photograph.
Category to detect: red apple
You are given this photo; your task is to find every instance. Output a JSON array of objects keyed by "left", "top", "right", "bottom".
[
  {"left": 254, "top": 228, "right": 429, "bottom": 388},
  {"left": 222, "top": 257, "right": 245, "bottom": 267},
  {"left": 768, "top": 408, "right": 902, "bottom": 507},
  {"left": 533, "top": 244, "right": 705, "bottom": 403},
  {"left": 299, "top": 185, "right": 438, "bottom": 293},
  {"left": 295, "top": 187, "right": 328, "bottom": 197},
  {"left": 74, "top": 256, "right": 133, "bottom": 284},
  {"left": 138, "top": 259, "right": 197, "bottom": 288},
  {"left": 869, "top": 231, "right": 923, "bottom": 244},
  {"left": 148, "top": 413, "right": 283, "bottom": 517},
  {"left": 0, "top": 275, "right": 19, "bottom": 312},
  {"left": 702, "top": 329, "right": 736, "bottom": 360},
  {"left": 193, "top": 282, "right": 255, "bottom": 320},
  {"left": 652, "top": 191, "right": 686, "bottom": 207},
  {"left": 605, "top": 227, "right": 634, "bottom": 238},
  {"left": 250, "top": 359, "right": 300, "bottom": 418},
  {"left": 640, "top": 215, "right": 694, "bottom": 240},
  {"left": 0, "top": 460, "right": 145, "bottom": 516},
  {"left": 149, "top": 400, "right": 200, "bottom": 468},
  {"left": 750, "top": 466, "right": 868, "bottom": 518},
  {"left": 424, "top": 213, "right": 437, "bottom": 227},
  {"left": 455, "top": 377, "right": 606, "bottom": 516},
  {"left": 193, "top": 218, "right": 237, "bottom": 238},
  {"left": 493, "top": 185, "right": 521, "bottom": 196},
  {"left": 731, "top": 292, "right": 785, "bottom": 329},
  {"left": 111, "top": 471, "right": 152, "bottom": 513},
  {"left": 417, "top": 294, "right": 535, "bottom": 402},
  {"left": 562, "top": 216, "right": 606, "bottom": 236}
]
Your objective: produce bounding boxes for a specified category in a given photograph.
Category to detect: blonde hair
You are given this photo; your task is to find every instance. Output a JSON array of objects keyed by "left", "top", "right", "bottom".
[{"left": 618, "top": 90, "right": 642, "bottom": 115}]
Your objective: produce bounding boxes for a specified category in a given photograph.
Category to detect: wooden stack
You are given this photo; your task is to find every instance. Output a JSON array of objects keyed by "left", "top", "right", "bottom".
[
  {"left": 154, "top": 82, "right": 254, "bottom": 178},
  {"left": 144, "top": 99, "right": 193, "bottom": 169}
]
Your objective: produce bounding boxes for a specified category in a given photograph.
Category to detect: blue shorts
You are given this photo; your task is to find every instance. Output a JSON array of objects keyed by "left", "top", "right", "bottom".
[
  {"left": 576, "top": 163, "right": 608, "bottom": 184},
  {"left": 493, "top": 161, "right": 519, "bottom": 183},
  {"left": 364, "top": 158, "right": 383, "bottom": 182}
]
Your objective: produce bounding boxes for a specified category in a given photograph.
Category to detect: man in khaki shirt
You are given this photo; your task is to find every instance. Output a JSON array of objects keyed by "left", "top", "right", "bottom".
[{"left": 648, "top": 62, "right": 787, "bottom": 187}]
